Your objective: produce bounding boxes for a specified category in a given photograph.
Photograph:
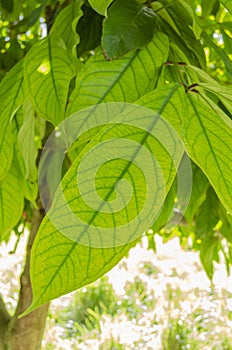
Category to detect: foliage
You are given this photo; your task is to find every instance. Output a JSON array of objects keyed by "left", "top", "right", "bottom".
[
  {"left": 0, "top": 0, "right": 232, "bottom": 317},
  {"left": 54, "top": 277, "right": 118, "bottom": 336}
]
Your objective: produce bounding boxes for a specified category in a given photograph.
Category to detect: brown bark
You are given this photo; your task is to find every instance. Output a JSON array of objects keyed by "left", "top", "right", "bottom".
[
  {"left": 3, "top": 206, "right": 49, "bottom": 350},
  {"left": 0, "top": 295, "right": 11, "bottom": 350}
]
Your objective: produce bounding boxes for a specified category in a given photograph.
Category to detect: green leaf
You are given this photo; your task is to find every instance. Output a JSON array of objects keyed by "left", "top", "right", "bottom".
[
  {"left": 219, "top": 204, "right": 232, "bottom": 243},
  {"left": 102, "top": 0, "right": 157, "bottom": 59},
  {"left": 158, "top": 16, "right": 205, "bottom": 68},
  {"left": 0, "top": 60, "right": 24, "bottom": 180},
  {"left": 88, "top": 0, "right": 114, "bottom": 16},
  {"left": 195, "top": 187, "right": 219, "bottom": 238},
  {"left": 24, "top": 35, "right": 75, "bottom": 125},
  {"left": 176, "top": 0, "right": 202, "bottom": 39},
  {"left": 28, "top": 0, "right": 48, "bottom": 27},
  {"left": 152, "top": 2, "right": 180, "bottom": 35},
  {"left": 76, "top": 4, "right": 104, "bottom": 57},
  {"left": 137, "top": 83, "right": 232, "bottom": 215},
  {"left": 17, "top": 99, "right": 37, "bottom": 182},
  {"left": 51, "top": 0, "right": 83, "bottom": 55},
  {"left": 151, "top": 178, "right": 177, "bottom": 232},
  {"left": 222, "top": 29, "right": 232, "bottom": 55},
  {"left": 0, "top": 161, "right": 24, "bottom": 240},
  {"left": 27, "top": 84, "right": 184, "bottom": 311},
  {"left": 23, "top": 181, "right": 38, "bottom": 206},
  {"left": 202, "top": 0, "right": 220, "bottom": 17},
  {"left": 221, "top": 0, "right": 232, "bottom": 14},
  {"left": 67, "top": 32, "right": 169, "bottom": 115},
  {"left": 0, "top": 124, "right": 13, "bottom": 181},
  {"left": 26, "top": 224, "right": 136, "bottom": 314},
  {"left": 200, "top": 235, "right": 220, "bottom": 280},
  {"left": 13, "top": 137, "right": 38, "bottom": 206},
  {"left": 184, "top": 164, "right": 209, "bottom": 222},
  {"left": 152, "top": 154, "right": 193, "bottom": 232},
  {"left": 198, "top": 83, "right": 232, "bottom": 114},
  {"left": 183, "top": 94, "right": 232, "bottom": 214},
  {"left": 185, "top": 65, "right": 232, "bottom": 112},
  {"left": 186, "top": 64, "right": 219, "bottom": 84}
]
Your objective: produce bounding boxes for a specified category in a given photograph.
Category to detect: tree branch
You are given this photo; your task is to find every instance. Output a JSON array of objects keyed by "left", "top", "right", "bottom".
[
  {"left": 4, "top": 199, "right": 50, "bottom": 350},
  {"left": 0, "top": 295, "right": 11, "bottom": 350},
  {"left": 0, "top": 294, "right": 10, "bottom": 326}
]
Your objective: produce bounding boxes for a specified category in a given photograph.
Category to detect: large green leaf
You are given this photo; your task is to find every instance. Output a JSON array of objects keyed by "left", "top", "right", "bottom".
[
  {"left": 0, "top": 160, "right": 24, "bottom": 240},
  {"left": 24, "top": 35, "right": 75, "bottom": 125},
  {"left": 17, "top": 99, "right": 37, "bottom": 182},
  {"left": 50, "top": 0, "right": 83, "bottom": 55},
  {"left": 88, "top": 0, "right": 114, "bottom": 16},
  {"left": 26, "top": 224, "right": 136, "bottom": 315},
  {"left": 0, "top": 60, "right": 24, "bottom": 180},
  {"left": 27, "top": 84, "right": 185, "bottom": 312},
  {"left": 67, "top": 32, "right": 169, "bottom": 115},
  {"left": 102, "top": 0, "right": 157, "bottom": 59}
]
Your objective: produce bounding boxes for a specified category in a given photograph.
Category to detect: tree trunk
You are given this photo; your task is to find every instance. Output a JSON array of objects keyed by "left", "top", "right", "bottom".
[{"left": 1, "top": 206, "right": 50, "bottom": 350}]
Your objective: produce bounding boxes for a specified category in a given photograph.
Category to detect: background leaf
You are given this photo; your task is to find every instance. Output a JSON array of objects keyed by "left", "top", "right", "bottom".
[
  {"left": 0, "top": 124, "right": 13, "bottom": 181},
  {"left": 202, "top": 0, "right": 220, "bottom": 17},
  {"left": 24, "top": 35, "right": 75, "bottom": 125},
  {"left": 51, "top": 0, "right": 83, "bottom": 55},
  {"left": 0, "top": 60, "right": 24, "bottom": 180},
  {"left": 195, "top": 187, "right": 219, "bottom": 239},
  {"left": 28, "top": 0, "right": 48, "bottom": 27},
  {"left": 0, "top": 160, "right": 24, "bottom": 240},
  {"left": 76, "top": 3, "right": 104, "bottom": 57},
  {"left": 17, "top": 99, "right": 37, "bottom": 182},
  {"left": 184, "top": 164, "right": 209, "bottom": 222},
  {"left": 0, "top": 0, "right": 14, "bottom": 13},
  {"left": 200, "top": 234, "right": 220, "bottom": 279},
  {"left": 102, "top": 0, "right": 157, "bottom": 59},
  {"left": 88, "top": 0, "right": 114, "bottom": 16}
]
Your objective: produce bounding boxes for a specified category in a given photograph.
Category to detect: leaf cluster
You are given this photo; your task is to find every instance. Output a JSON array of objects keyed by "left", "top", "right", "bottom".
[{"left": 0, "top": 0, "right": 232, "bottom": 312}]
